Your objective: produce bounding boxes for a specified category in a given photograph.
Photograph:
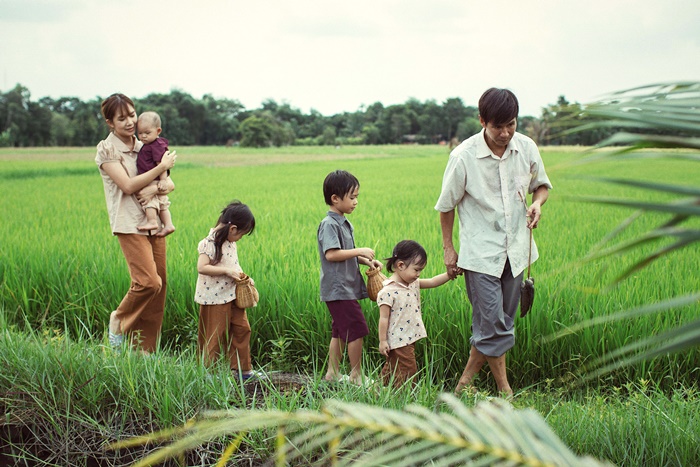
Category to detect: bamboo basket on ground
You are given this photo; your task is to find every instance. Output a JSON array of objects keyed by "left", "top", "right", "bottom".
[
  {"left": 234, "top": 273, "right": 259, "bottom": 309},
  {"left": 365, "top": 267, "right": 387, "bottom": 302}
]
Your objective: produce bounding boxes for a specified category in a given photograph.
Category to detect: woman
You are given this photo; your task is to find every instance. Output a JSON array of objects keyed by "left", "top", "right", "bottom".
[{"left": 95, "top": 93, "right": 177, "bottom": 353}]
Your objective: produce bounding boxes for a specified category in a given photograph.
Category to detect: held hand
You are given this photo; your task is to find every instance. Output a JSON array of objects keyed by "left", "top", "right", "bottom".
[
  {"left": 357, "top": 247, "right": 375, "bottom": 260},
  {"left": 526, "top": 202, "right": 542, "bottom": 229},
  {"left": 370, "top": 259, "right": 383, "bottom": 271},
  {"left": 379, "top": 341, "right": 390, "bottom": 357},
  {"left": 443, "top": 246, "right": 462, "bottom": 279},
  {"left": 157, "top": 177, "right": 175, "bottom": 194},
  {"left": 135, "top": 184, "right": 159, "bottom": 205}
]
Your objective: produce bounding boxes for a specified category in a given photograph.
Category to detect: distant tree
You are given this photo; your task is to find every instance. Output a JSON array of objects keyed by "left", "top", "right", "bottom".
[
  {"left": 50, "top": 113, "right": 73, "bottom": 146},
  {"left": 375, "top": 104, "right": 414, "bottom": 143},
  {"left": 200, "top": 94, "right": 244, "bottom": 145},
  {"left": 443, "top": 97, "right": 468, "bottom": 141},
  {"left": 456, "top": 117, "right": 481, "bottom": 141},
  {"left": 239, "top": 115, "right": 274, "bottom": 147},
  {"left": 0, "top": 84, "right": 31, "bottom": 147},
  {"left": 417, "top": 99, "right": 446, "bottom": 143},
  {"left": 361, "top": 123, "right": 381, "bottom": 144},
  {"left": 321, "top": 125, "right": 336, "bottom": 146}
]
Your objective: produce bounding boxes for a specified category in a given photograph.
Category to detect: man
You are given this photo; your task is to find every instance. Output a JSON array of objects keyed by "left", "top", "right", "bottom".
[{"left": 435, "top": 88, "right": 552, "bottom": 396}]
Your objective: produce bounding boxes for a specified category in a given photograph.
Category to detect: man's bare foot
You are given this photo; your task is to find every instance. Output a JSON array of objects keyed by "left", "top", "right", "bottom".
[
  {"left": 454, "top": 380, "right": 478, "bottom": 396},
  {"left": 156, "top": 224, "right": 176, "bottom": 237},
  {"left": 137, "top": 222, "right": 159, "bottom": 231},
  {"left": 498, "top": 387, "right": 514, "bottom": 399}
]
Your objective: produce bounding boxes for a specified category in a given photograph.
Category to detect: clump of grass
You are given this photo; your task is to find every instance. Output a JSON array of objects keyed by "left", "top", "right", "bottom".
[{"left": 1, "top": 325, "right": 699, "bottom": 465}]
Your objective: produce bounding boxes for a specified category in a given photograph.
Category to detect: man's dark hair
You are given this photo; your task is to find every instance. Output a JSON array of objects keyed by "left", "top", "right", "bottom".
[
  {"left": 323, "top": 170, "right": 359, "bottom": 206},
  {"left": 478, "top": 88, "right": 519, "bottom": 125}
]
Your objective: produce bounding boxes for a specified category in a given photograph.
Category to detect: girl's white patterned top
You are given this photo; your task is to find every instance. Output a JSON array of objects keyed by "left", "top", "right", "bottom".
[
  {"left": 194, "top": 228, "right": 243, "bottom": 305},
  {"left": 377, "top": 278, "right": 427, "bottom": 349}
]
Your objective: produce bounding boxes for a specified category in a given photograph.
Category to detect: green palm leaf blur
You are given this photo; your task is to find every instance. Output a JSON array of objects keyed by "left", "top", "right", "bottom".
[
  {"left": 564, "top": 82, "right": 700, "bottom": 376},
  {"left": 112, "top": 393, "right": 609, "bottom": 466}
]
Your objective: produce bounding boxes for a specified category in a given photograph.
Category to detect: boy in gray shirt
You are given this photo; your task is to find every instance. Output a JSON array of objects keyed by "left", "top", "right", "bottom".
[{"left": 317, "top": 170, "right": 382, "bottom": 385}]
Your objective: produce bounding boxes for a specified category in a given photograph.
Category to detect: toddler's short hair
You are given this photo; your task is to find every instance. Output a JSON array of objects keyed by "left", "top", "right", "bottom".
[
  {"left": 323, "top": 170, "right": 359, "bottom": 206},
  {"left": 138, "top": 111, "right": 162, "bottom": 128}
]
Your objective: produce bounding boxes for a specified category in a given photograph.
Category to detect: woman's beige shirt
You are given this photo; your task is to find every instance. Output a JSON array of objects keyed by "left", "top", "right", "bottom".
[{"left": 95, "top": 132, "right": 147, "bottom": 235}]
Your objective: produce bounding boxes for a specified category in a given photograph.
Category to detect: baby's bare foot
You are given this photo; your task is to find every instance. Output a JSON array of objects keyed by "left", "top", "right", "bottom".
[
  {"left": 137, "top": 222, "right": 159, "bottom": 231},
  {"left": 156, "top": 224, "right": 176, "bottom": 237}
]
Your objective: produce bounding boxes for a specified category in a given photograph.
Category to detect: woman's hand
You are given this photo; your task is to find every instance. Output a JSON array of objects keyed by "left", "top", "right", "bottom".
[
  {"left": 160, "top": 150, "right": 177, "bottom": 170},
  {"left": 135, "top": 184, "right": 159, "bottom": 204},
  {"left": 157, "top": 177, "right": 175, "bottom": 194}
]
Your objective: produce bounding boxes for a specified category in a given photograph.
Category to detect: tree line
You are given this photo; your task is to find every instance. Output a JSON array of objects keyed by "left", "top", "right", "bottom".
[{"left": 1, "top": 83, "right": 623, "bottom": 148}]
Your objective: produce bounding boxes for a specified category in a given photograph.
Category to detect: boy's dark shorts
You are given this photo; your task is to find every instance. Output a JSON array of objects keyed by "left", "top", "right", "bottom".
[{"left": 325, "top": 300, "right": 369, "bottom": 343}]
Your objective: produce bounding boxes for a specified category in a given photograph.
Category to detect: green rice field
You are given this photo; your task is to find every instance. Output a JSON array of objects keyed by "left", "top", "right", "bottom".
[{"left": 1, "top": 144, "right": 698, "bottom": 391}]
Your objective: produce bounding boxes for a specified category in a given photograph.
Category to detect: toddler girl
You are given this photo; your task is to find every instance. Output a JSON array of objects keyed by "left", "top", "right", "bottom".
[
  {"left": 195, "top": 200, "right": 261, "bottom": 380},
  {"left": 377, "top": 240, "right": 451, "bottom": 387}
]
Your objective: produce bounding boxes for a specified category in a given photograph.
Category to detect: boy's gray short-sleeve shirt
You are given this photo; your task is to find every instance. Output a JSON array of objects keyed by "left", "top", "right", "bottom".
[{"left": 317, "top": 211, "right": 368, "bottom": 302}]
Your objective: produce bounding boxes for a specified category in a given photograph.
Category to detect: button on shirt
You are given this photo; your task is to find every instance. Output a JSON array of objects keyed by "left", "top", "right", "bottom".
[
  {"left": 317, "top": 211, "right": 368, "bottom": 301},
  {"left": 376, "top": 278, "right": 427, "bottom": 350},
  {"left": 435, "top": 130, "right": 553, "bottom": 278}
]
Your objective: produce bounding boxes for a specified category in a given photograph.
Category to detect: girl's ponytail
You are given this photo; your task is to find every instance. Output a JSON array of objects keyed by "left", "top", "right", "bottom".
[
  {"left": 210, "top": 200, "right": 256, "bottom": 265},
  {"left": 384, "top": 240, "right": 427, "bottom": 273}
]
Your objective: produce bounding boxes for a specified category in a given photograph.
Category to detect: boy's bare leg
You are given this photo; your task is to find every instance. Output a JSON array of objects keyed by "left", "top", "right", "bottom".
[
  {"left": 324, "top": 337, "right": 342, "bottom": 381},
  {"left": 347, "top": 337, "right": 364, "bottom": 384},
  {"left": 137, "top": 207, "right": 160, "bottom": 232},
  {"left": 455, "top": 345, "right": 487, "bottom": 394},
  {"left": 156, "top": 208, "right": 176, "bottom": 237}
]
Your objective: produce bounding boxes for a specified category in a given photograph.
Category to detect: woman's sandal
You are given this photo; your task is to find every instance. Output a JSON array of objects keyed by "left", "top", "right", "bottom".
[{"left": 108, "top": 330, "right": 124, "bottom": 349}]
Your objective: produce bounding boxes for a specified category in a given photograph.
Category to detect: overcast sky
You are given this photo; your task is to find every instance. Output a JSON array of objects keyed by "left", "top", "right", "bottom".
[{"left": 1, "top": 0, "right": 699, "bottom": 117}]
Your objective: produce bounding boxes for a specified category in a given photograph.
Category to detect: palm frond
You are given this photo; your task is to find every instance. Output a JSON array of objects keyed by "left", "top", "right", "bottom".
[
  {"left": 548, "top": 293, "right": 700, "bottom": 340},
  {"left": 582, "top": 318, "right": 700, "bottom": 382},
  {"left": 562, "top": 81, "right": 700, "bottom": 379},
  {"left": 110, "top": 394, "right": 611, "bottom": 466}
]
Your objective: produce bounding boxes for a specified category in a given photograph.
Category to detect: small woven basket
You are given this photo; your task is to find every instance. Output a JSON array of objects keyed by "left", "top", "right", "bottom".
[
  {"left": 234, "top": 273, "right": 259, "bottom": 309},
  {"left": 365, "top": 267, "right": 387, "bottom": 302}
]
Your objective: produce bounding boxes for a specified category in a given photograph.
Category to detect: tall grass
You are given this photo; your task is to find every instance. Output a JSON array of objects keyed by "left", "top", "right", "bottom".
[
  {"left": 1, "top": 327, "right": 698, "bottom": 465},
  {"left": 1, "top": 145, "right": 698, "bottom": 391}
]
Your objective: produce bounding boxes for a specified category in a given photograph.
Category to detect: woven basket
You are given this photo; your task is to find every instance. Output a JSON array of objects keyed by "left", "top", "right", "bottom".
[
  {"left": 234, "top": 273, "right": 259, "bottom": 309},
  {"left": 365, "top": 267, "right": 387, "bottom": 302}
]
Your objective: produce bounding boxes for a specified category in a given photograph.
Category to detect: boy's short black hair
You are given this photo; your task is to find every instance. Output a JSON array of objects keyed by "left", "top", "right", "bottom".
[
  {"left": 323, "top": 170, "right": 359, "bottom": 205},
  {"left": 478, "top": 88, "right": 519, "bottom": 125}
]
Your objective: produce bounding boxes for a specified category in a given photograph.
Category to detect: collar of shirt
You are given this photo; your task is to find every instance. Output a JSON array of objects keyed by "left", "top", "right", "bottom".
[
  {"left": 382, "top": 277, "right": 411, "bottom": 289},
  {"left": 106, "top": 132, "right": 142, "bottom": 155},
  {"left": 475, "top": 128, "right": 519, "bottom": 161},
  {"left": 326, "top": 210, "right": 349, "bottom": 226}
]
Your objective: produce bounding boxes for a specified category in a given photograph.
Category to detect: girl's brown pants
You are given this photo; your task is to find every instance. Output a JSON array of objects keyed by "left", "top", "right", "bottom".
[{"left": 198, "top": 302, "right": 251, "bottom": 372}]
